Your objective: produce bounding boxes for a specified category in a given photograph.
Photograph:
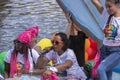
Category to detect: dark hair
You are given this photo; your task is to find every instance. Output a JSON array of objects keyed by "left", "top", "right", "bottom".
[
  {"left": 106, "top": 0, "right": 120, "bottom": 3},
  {"left": 55, "top": 32, "right": 69, "bottom": 52},
  {"left": 12, "top": 39, "right": 31, "bottom": 60},
  {"left": 115, "top": 0, "right": 120, "bottom": 3}
]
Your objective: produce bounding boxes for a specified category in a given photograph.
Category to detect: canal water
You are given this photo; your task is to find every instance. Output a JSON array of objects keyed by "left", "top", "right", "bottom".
[{"left": 0, "top": 0, "right": 67, "bottom": 52}]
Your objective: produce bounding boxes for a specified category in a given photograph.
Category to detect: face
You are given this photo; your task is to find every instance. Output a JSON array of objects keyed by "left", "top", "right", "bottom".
[
  {"left": 30, "top": 35, "right": 37, "bottom": 47},
  {"left": 14, "top": 40, "right": 25, "bottom": 52},
  {"left": 105, "top": 1, "right": 119, "bottom": 15},
  {"left": 51, "top": 35, "right": 64, "bottom": 53}
]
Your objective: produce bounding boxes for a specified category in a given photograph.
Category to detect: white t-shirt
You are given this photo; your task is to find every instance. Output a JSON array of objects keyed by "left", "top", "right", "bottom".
[
  {"left": 101, "top": 8, "right": 120, "bottom": 46},
  {"left": 103, "top": 16, "right": 120, "bottom": 46},
  {"left": 4, "top": 48, "right": 39, "bottom": 70},
  {"left": 45, "top": 49, "right": 87, "bottom": 79}
]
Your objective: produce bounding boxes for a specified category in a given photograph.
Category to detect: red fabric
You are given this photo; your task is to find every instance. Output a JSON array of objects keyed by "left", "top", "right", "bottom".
[
  {"left": 87, "top": 37, "right": 98, "bottom": 60},
  {"left": 25, "top": 26, "right": 39, "bottom": 38},
  {"left": 10, "top": 51, "right": 17, "bottom": 77},
  {"left": 41, "top": 73, "right": 57, "bottom": 80},
  {"left": 17, "top": 31, "right": 32, "bottom": 44},
  {"left": 92, "top": 49, "right": 100, "bottom": 78}
]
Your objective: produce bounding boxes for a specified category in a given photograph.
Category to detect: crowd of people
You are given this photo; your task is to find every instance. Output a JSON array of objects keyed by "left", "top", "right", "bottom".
[
  {"left": 0, "top": 25, "right": 87, "bottom": 80},
  {"left": 0, "top": 0, "right": 120, "bottom": 80}
]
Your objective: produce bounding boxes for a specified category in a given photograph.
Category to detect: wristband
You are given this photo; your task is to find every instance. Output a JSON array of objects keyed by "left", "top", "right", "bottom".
[
  {"left": 49, "top": 67, "right": 58, "bottom": 73},
  {"left": 29, "top": 70, "right": 33, "bottom": 75}
]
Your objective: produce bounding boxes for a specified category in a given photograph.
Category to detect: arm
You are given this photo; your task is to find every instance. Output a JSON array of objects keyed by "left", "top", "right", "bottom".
[
  {"left": 34, "top": 46, "right": 41, "bottom": 55},
  {"left": 4, "top": 62, "right": 10, "bottom": 78},
  {"left": 22, "top": 56, "right": 48, "bottom": 74},
  {"left": 43, "top": 60, "right": 73, "bottom": 78},
  {"left": 65, "top": 12, "right": 82, "bottom": 36},
  {"left": 91, "top": 0, "right": 103, "bottom": 14},
  {"left": 55, "top": 60, "right": 73, "bottom": 71},
  {"left": 65, "top": 12, "right": 73, "bottom": 38},
  {"left": 22, "top": 68, "right": 47, "bottom": 75},
  {"left": 36, "top": 55, "right": 49, "bottom": 69},
  {"left": 29, "top": 68, "right": 47, "bottom": 75}
]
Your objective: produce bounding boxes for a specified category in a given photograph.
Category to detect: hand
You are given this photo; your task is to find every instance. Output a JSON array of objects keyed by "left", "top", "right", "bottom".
[
  {"left": 22, "top": 68, "right": 29, "bottom": 74},
  {"left": 43, "top": 70, "right": 52, "bottom": 78},
  {"left": 65, "top": 12, "right": 72, "bottom": 23},
  {"left": 91, "top": 0, "right": 103, "bottom": 13},
  {"left": 0, "top": 77, "right": 3, "bottom": 80}
]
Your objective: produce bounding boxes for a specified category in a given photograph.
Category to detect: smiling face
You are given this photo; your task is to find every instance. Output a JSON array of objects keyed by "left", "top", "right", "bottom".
[
  {"left": 105, "top": 0, "right": 119, "bottom": 15},
  {"left": 51, "top": 32, "right": 69, "bottom": 55},
  {"left": 52, "top": 35, "right": 64, "bottom": 54}
]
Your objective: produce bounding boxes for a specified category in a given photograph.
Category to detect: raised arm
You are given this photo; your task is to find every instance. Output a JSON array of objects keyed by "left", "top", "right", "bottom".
[
  {"left": 91, "top": 0, "right": 103, "bottom": 14},
  {"left": 65, "top": 12, "right": 73, "bottom": 38}
]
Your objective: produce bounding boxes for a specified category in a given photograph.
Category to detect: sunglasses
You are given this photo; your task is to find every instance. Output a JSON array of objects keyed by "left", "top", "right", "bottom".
[
  {"left": 51, "top": 40, "right": 63, "bottom": 45},
  {"left": 14, "top": 40, "right": 25, "bottom": 45}
]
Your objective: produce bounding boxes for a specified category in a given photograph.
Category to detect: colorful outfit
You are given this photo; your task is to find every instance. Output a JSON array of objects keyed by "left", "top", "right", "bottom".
[
  {"left": 97, "top": 9, "right": 120, "bottom": 80},
  {"left": 45, "top": 49, "right": 87, "bottom": 80},
  {"left": 4, "top": 48, "right": 39, "bottom": 77}
]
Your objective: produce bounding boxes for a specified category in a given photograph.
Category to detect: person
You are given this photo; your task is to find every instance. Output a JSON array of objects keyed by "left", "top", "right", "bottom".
[
  {"left": 91, "top": 0, "right": 120, "bottom": 80},
  {"left": 38, "top": 38, "right": 53, "bottom": 53},
  {"left": 35, "top": 38, "right": 53, "bottom": 68},
  {"left": 41, "top": 32, "right": 87, "bottom": 80},
  {"left": 65, "top": 13, "right": 86, "bottom": 67},
  {"left": 4, "top": 31, "right": 45, "bottom": 79},
  {"left": 25, "top": 26, "right": 52, "bottom": 55},
  {"left": 25, "top": 26, "right": 39, "bottom": 48}
]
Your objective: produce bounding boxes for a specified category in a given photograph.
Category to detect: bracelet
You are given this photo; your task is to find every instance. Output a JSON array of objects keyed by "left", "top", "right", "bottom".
[
  {"left": 49, "top": 67, "right": 58, "bottom": 73},
  {"left": 29, "top": 70, "right": 33, "bottom": 75}
]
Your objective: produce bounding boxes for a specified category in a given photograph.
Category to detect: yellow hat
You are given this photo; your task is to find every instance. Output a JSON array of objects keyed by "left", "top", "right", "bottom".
[{"left": 37, "top": 38, "right": 53, "bottom": 50}]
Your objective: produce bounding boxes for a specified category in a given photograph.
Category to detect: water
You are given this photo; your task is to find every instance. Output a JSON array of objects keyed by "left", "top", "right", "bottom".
[{"left": 0, "top": 0, "right": 68, "bottom": 52}]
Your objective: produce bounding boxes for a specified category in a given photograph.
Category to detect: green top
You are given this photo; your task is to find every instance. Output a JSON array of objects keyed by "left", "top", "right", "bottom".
[{"left": 0, "top": 51, "right": 7, "bottom": 74}]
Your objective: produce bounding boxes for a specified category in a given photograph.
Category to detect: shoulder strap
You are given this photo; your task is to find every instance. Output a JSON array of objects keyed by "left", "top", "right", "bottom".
[
  {"left": 106, "top": 15, "right": 113, "bottom": 25},
  {"left": 30, "top": 48, "right": 35, "bottom": 66}
]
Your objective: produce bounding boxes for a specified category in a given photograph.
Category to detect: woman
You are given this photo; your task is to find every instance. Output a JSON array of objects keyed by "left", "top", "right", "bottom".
[
  {"left": 25, "top": 26, "right": 39, "bottom": 48},
  {"left": 35, "top": 38, "right": 53, "bottom": 69},
  {"left": 65, "top": 13, "right": 86, "bottom": 67},
  {"left": 4, "top": 31, "right": 44, "bottom": 78},
  {"left": 92, "top": 0, "right": 120, "bottom": 80},
  {"left": 42, "top": 32, "right": 87, "bottom": 80}
]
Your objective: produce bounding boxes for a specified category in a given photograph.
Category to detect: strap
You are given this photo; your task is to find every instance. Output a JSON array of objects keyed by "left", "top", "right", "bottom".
[
  {"left": 30, "top": 48, "right": 35, "bottom": 66},
  {"left": 106, "top": 15, "right": 113, "bottom": 25}
]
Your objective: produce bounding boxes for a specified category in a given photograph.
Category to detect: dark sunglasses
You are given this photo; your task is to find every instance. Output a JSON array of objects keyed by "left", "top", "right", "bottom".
[
  {"left": 51, "top": 40, "right": 63, "bottom": 45},
  {"left": 14, "top": 40, "right": 25, "bottom": 45}
]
